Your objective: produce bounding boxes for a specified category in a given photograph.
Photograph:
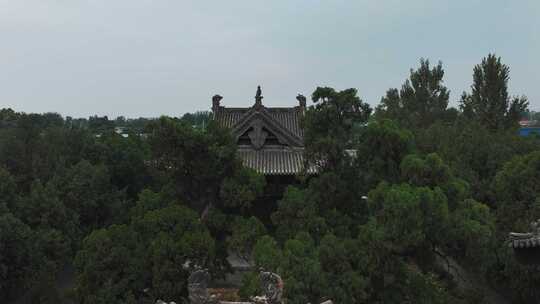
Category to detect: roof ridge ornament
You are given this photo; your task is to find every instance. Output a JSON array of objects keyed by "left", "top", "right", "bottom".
[
  {"left": 296, "top": 94, "right": 306, "bottom": 109},
  {"left": 212, "top": 94, "right": 222, "bottom": 112},
  {"left": 255, "top": 85, "right": 263, "bottom": 108}
]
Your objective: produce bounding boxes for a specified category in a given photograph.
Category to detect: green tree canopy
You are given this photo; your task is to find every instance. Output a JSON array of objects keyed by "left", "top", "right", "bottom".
[
  {"left": 303, "top": 87, "right": 371, "bottom": 171},
  {"left": 376, "top": 59, "right": 454, "bottom": 129},
  {"left": 75, "top": 204, "right": 215, "bottom": 303},
  {"left": 492, "top": 151, "right": 540, "bottom": 233},
  {"left": 0, "top": 213, "right": 33, "bottom": 300},
  {"left": 146, "top": 117, "right": 239, "bottom": 212},
  {"left": 227, "top": 216, "right": 267, "bottom": 261},
  {"left": 460, "top": 54, "right": 528, "bottom": 131}
]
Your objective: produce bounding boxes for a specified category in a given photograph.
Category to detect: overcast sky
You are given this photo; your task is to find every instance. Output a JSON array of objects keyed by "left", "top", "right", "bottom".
[{"left": 1, "top": 1, "right": 538, "bottom": 118}]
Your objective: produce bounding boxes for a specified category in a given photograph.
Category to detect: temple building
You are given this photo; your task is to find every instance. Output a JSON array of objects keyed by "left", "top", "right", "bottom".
[
  {"left": 211, "top": 87, "right": 314, "bottom": 215},
  {"left": 212, "top": 86, "right": 315, "bottom": 177}
]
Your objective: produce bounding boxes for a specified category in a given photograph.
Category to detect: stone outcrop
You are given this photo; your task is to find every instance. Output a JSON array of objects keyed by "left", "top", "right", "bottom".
[
  {"left": 259, "top": 271, "right": 283, "bottom": 304},
  {"left": 188, "top": 268, "right": 219, "bottom": 304}
]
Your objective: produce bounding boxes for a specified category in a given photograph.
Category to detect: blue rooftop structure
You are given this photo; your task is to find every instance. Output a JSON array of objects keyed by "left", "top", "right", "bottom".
[{"left": 519, "top": 127, "right": 540, "bottom": 136}]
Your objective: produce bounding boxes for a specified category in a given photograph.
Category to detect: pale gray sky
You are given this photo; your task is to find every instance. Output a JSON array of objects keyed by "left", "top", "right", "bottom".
[{"left": 0, "top": 0, "right": 538, "bottom": 118}]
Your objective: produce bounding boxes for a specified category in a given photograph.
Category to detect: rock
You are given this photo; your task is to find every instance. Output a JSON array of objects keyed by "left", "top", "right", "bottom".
[
  {"left": 188, "top": 268, "right": 218, "bottom": 304},
  {"left": 260, "top": 271, "right": 283, "bottom": 304}
]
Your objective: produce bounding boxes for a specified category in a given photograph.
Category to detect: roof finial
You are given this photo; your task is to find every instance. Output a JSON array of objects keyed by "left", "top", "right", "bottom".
[
  {"left": 296, "top": 94, "right": 306, "bottom": 109},
  {"left": 212, "top": 94, "right": 222, "bottom": 112},
  {"left": 255, "top": 85, "right": 263, "bottom": 107}
]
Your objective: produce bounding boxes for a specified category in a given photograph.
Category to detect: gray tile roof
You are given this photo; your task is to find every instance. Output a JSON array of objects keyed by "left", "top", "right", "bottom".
[
  {"left": 508, "top": 233, "right": 540, "bottom": 249},
  {"left": 214, "top": 106, "right": 304, "bottom": 139},
  {"left": 509, "top": 237, "right": 540, "bottom": 248},
  {"left": 237, "top": 148, "right": 316, "bottom": 175},
  {"left": 214, "top": 107, "right": 249, "bottom": 129},
  {"left": 213, "top": 98, "right": 309, "bottom": 175}
]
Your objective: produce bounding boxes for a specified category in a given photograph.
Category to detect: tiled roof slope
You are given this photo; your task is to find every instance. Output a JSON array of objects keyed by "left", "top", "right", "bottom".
[
  {"left": 509, "top": 231, "right": 540, "bottom": 249},
  {"left": 214, "top": 106, "right": 304, "bottom": 139},
  {"left": 509, "top": 237, "right": 540, "bottom": 249},
  {"left": 238, "top": 148, "right": 316, "bottom": 175}
]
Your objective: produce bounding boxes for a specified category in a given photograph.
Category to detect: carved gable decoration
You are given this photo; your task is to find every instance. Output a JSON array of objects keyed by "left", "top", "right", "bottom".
[{"left": 248, "top": 120, "right": 268, "bottom": 150}]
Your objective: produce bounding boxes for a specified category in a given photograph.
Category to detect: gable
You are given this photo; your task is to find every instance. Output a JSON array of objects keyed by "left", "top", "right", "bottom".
[
  {"left": 231, "top": 108, "right": 303, "bottom": 149},
  {"left": 214, "top": 107, "right": 303, "bottom": 137}
]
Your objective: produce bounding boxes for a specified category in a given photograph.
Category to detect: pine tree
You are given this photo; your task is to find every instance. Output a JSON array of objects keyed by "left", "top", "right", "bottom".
[{"left": 376, "top": 59, "right": 452, "bottom": 129}]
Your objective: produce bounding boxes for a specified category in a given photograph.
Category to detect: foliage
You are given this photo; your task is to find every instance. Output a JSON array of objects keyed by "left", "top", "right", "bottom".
[
  {"left": 0, "top": 213, "right": 33, "bottom": 300},
  {"left": 460, "top": 54, "right": 528, "bottom": 131},
  {"left": 415, "top": 120, "right": 540, "bottom": 203},
  {"left": 180, "top": 111, "right": 212, "bottom": 130},
  {"left": 146, "top": 117, "right": 239, "bottom": 212},
  {"left": 271, "top": 186, "right": 328, "bottom": 242},
  {"left": 227, "top": 216, "right": 267, "bottom": 261},
  {"left": 74, "top": 204, "right": 215, "bottom": 303},
  {"left": 52, "top": 160, "right": 126, "bottom": 236},
  {"left": 93, "top": 131, "right": 151, "bottom": 199},
  {"left": 354, "top": 119, "right": 414, "bottom": 191},
  {"left": 492, "top": 151, "right": 540, "bottom": 234},
  {"left": 1, "top": 53, "right": 538, "bottom": 303},
  {"left": 303, "top": 87, "right": 372, "bottom": 171},
  {"left": 368, "top": 182, "right": 449, "bottom": 252},
  {"left": 376, "top": 59, "right": 455, "bottom": 129},
  {"left": 220, "top": 168, "right": 266, "bottom": 212}
]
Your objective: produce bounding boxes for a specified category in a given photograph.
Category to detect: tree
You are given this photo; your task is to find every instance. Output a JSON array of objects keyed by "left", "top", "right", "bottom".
[
  {"left": 271, "top": 186, "right": 327, "bottom": 243},
  {"left": 10, "top": 181, "right": 74, "bottom": 283},
  {"left": 318, "top": 234, "right": 369, "bottom": 304},
  {"left": 219, "top": 167, "right": 266, "bottom": 213},
  {"left": 0, "top": 213, "right": 33, "bottom": 300},
  {"left": 52, "top": 160, "right": 126, "bottom": 235},
  {"left": 367, "top": 183, "right": 446, "bottom": 252},
  {"left": 447, "top": 199, "right": 493, "bottom": 263},
  {"left": 0, "top": 167, "right": 17, "bottom": 212},
  {"left": 227, "top": 216, "right": 267, "bottom": 261},
  {"left": 492, "top": 151, "right": 540, "bottom": 233},
  {"left": 354, "top": 119, "right": 414, "bottom": 192},
  {"left": 252, "top": 235, "right": 283, "bottom": 272},
  {"left": 146, "top": 117, "right": 239, "bottom": 212},
  {"left": 75, "top": 205, "right": 215, "bottom": 303},
  {"left": 303, "top": 87, "right": 371, "bottom": 171},
  {"left": 400, "top": 153, "right": 452, "bottom": 188},
  {"left": 460, "top": 54, "right": 528, "bottom": 131},
  {"left": 376, "top": 59, "right": 453, "bottom": 129},
  {"left": 414, "top": 119, "right": 540, "bottom": 204},
  {"left": 180, "top": 111, "right": 211, "bottom": 130},
  {"left": 279, "top": 233, "right": 327, "bottom": 304},
  {"left": 74, "top": 225, "right": 141, "bottom": 304},
  {"left": 88, "top": 115, "right": 114, "bottom": 133},
  {"left": 15, "top": 181, "right": 76, "bottom": 233},
  {"left": 400, "top": 153, "right": 470, "bottom": 210},
  {"left": 94, "top": 131, "right": 151, "bottom": 200}
]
